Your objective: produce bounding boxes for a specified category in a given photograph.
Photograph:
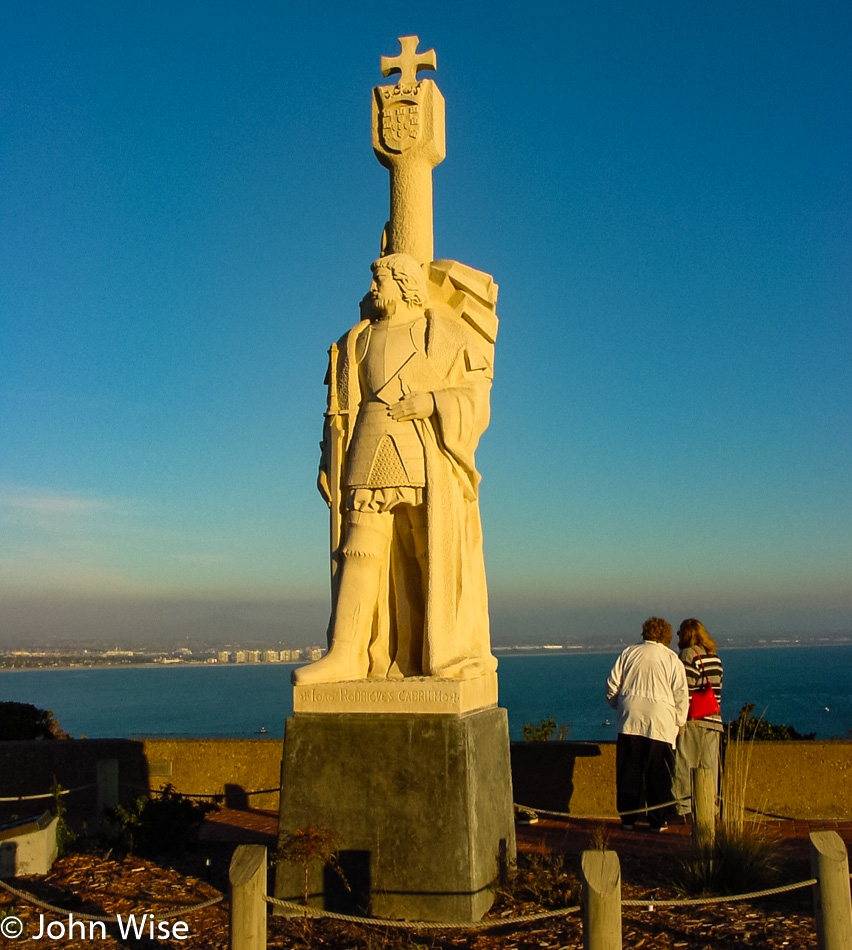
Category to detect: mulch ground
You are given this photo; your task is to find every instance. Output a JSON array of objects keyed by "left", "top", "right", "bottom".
[{"left": 1, "top": 808, "right": 849, "bottom": 949}]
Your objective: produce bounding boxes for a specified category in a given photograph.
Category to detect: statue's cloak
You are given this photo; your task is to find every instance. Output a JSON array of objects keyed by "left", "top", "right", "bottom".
[{"left": 327, "top": 307, "right": 497, "bottom": 678}]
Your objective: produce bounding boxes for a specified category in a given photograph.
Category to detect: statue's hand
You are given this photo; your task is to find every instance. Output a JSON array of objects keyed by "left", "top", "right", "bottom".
[
  {"left": 389, "top": 391, "right": 435, "bottom": 422},
  {"left": 317, "top": 468, "right": 332, "bottom": 508}
]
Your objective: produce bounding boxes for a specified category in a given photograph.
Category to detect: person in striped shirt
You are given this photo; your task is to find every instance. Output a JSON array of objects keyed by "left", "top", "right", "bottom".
[{"left": 673, "top": 618, "right": 724, "bottom": 819}]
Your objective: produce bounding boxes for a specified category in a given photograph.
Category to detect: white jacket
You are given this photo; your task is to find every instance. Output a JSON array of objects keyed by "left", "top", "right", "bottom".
[{"left": 606, "top": 641, "right": 689, "bottom": 748}]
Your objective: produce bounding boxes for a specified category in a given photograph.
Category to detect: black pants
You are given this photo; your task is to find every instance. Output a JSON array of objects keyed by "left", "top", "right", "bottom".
[{"left": 615, "top": 733, "right": 676, "bottom": 828}]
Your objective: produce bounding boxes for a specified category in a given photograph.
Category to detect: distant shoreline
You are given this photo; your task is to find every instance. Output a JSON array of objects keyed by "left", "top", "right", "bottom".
[
  {"left": 1, "top": 638, "right": 850, "bottom": 674},
  {"left": 0, "top": 660, "right": 300, "bottom": 674}
]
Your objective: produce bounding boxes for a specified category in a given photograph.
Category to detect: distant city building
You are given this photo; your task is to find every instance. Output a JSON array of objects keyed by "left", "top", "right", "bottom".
[
  {"left": 217, "top": 651, "right": 232, "bottom": 664},
  {"left": 246, "top": 650, "right": 261, "bottom": 663},
  {"left": 309, "top": 647, "right": 323, "bottom": 661},
  {"left": 262, "top": 650, "right": 280, "bottom": 662}
]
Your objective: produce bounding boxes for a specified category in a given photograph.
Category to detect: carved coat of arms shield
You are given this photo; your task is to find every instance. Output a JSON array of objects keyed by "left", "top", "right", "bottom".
[{"left": 380, "top": 101, "right": 420, "bottom": 152}]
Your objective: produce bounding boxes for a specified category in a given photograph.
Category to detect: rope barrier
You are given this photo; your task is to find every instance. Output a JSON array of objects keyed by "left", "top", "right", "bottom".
[
  {"left": 263, "top": 872, "right": 822, "bottom": 930},
  {"left": 0, "top": 785, "right": 95, "bottom": 803},
  {"left": 263, "top": 894, "right": 581, "bottom": 930},
  {"left": 515, "top": 797, "right": 688, "bottom": 821},
  {"left": 0, "top": 878, "right": 223, "bottom": 922},
  {"left": 516, "top": 800, "right": 852, "bottom": 825},
  {"left": 621, "top": 878, "right": 818, "bottom": 907},
  {"left": 745, "top": 805, "right": 852, "bottom": 824},
  {"left": 118, "top": 783, "right": 279, "bottom": 800}
]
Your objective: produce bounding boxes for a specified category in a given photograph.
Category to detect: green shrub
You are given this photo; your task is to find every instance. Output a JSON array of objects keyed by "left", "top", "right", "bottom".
[
  {"left": 0, "top": 702, "right": 70, "bottom": 740},
  {"left": 521, "top": 717, "right": 571, "bottom": 741},
  {"left": 522, "top": 716, "right": 556, "bottom": 741},
  {"left": 108, "top": 784, "right": 216, "bottom": 856},
  {"left": 727, "top": 703, "right": 814, "bottom": 741}
]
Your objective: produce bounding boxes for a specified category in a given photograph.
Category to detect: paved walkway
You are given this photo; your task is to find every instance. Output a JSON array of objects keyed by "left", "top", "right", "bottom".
[
  {"left": 201, "top": 806, "right": 852, "bottom": 859},
  {"left": 200, "top": 807, "right": 279, "bottom": 845}
]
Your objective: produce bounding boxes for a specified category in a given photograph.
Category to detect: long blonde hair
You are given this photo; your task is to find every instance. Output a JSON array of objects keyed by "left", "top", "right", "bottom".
[{"left": 678, "top": 618, "right": 717, "bottom": 655}]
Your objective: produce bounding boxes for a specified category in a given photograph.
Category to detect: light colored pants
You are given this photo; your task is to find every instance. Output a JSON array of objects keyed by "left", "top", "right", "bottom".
[{"left": 673, "top": 721, "right": 721, "bottom": 816}]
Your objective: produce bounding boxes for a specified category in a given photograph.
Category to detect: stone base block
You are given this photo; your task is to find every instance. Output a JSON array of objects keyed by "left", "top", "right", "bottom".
[
  {"left": 274, "top": 706, "right": 516, "bottom": 921},
  {"left": 0, "top": 813, "right": 58, "bottom": 879}
]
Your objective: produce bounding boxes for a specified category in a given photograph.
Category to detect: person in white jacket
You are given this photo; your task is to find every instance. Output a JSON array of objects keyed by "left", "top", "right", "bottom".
[{"left": 606, "top": 617, "right": 689, "bottom": 831}]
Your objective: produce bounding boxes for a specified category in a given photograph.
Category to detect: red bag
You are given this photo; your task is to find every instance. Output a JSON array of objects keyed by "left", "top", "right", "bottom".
[{"left": 687, "top": 653, "right": 720, "bottom": 721}]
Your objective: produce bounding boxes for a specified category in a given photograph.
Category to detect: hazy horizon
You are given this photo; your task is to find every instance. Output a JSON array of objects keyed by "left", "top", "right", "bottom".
[{"left": 1, "top": 593, "right": 849, "bottom": 652}]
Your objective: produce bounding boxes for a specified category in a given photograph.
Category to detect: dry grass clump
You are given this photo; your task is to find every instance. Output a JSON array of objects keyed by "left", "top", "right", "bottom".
[
  {"left": 673, "top": 726, "right": 781, "bottom": 897},
  {"left": 673, "top": 824, "right": 782, "bottom": 896}
]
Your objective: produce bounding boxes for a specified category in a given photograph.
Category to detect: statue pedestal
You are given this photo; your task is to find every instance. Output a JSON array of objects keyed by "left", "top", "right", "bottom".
[{"left": 274, "top": 693, "right": 516, "bottom": 921}]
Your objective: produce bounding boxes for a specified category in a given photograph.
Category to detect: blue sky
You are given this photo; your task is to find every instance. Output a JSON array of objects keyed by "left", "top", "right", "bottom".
[{"left": 1, "top": 1, "right": 850, "bottom": 645}]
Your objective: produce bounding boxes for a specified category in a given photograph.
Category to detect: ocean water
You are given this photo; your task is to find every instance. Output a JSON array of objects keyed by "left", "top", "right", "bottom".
[{"left": 1, "top": 645, "right": 850, "bottom": 742}]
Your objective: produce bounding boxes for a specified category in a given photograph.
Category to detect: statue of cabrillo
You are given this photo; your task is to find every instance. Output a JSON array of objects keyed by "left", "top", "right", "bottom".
[
  {"left": 292, "top": 37, "right": 499, "bottom": 686},
  {"left": 278, "top": 39, "right": 515, "bottom": 925}
]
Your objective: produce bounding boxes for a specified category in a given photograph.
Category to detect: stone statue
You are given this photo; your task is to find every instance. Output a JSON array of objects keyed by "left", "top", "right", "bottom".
[
  {"left": 292, "top": 251, "right": 497, "bottom": 685},
  {"left": 292, "top": 37, "right": 499, "bottom": 687}
]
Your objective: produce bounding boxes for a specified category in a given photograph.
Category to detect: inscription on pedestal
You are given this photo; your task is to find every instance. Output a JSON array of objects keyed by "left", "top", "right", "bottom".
[{"left": 293, "top": 673, "right": 498, "bottom": 715}]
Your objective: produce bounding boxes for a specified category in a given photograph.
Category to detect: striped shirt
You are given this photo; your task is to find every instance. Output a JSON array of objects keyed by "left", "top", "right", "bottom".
[{"left": 680, "top": 646, "right": 724, "bottom": 732}]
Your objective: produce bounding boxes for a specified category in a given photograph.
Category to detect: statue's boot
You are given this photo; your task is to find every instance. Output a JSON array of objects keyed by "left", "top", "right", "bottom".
[
  {"left": 290, "top": 635, "right": 367, "bottom": 685},
  {"left": 291, "top": 508, "right": 398, "bottom": 687},
  {"left": 432, "top": 657, "right": 489, "bottom": 680},
  {"left": 291, "top": 552, "right": 381, "bottom": 686}
]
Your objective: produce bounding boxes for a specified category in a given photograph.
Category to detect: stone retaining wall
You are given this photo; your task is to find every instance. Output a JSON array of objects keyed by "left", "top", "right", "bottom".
[
  {"left": 1, "top": 737, "right": 849, "bottom": 824},
  {"left": 511, "top": 740, "right": 852, "bottom": 820}
]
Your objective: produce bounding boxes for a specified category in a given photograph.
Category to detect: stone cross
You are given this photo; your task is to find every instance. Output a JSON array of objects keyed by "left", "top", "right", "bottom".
[
  {"left": 380, "top": 35, "right": 437, "bottom": 87},
  {"left": 372, "top": 36, "right": 445, "bottom": 265}
]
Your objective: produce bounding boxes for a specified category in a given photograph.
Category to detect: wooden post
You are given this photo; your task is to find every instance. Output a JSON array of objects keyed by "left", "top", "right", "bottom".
[
  {"left": 581, "top": 849, "right": 622, "bottom": 950},
  {"left": 229, "top": 844, "right": 267, "bottom": 950},
  {"left": 692, "top": 767, "right": 716, "bottom": 850},
  {"left": 96, "top": 759, "right": 118, "bottom": 831},
  {"left": 810, "top": 831, "right": 852, "bottom": 950}
]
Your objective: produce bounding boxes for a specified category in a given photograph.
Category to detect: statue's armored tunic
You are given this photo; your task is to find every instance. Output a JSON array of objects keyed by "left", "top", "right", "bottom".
[{"left": 345, "top": 316, "right": 428, "bottom": 492}]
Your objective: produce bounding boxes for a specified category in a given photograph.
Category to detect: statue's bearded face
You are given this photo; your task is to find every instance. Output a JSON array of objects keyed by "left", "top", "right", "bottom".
[{"left": 369, "top": 267, "right": 405, "bottom": 319}]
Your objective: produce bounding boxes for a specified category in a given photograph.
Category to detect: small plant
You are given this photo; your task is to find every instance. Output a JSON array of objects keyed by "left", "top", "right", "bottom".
[
  {"left": 587, "top": 822, "right": 610, "bottom": 853},
  {"left": 50, "top": 781, "right": 77, "bottom": 856},
  {"left": 496, "top": 849, "right": 577, "bottom": 910},
  {"left": 275, "top": 825, "right": 348, "bottom": 910},
  {"left": 107, "top": 784, "right": 216, "bottom": 856}
]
